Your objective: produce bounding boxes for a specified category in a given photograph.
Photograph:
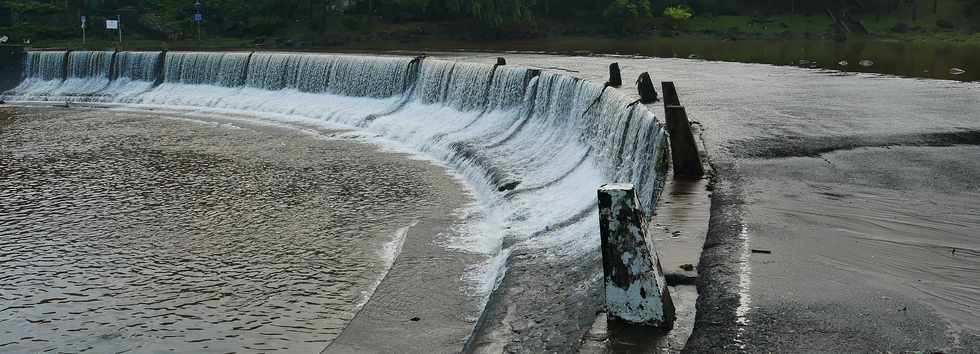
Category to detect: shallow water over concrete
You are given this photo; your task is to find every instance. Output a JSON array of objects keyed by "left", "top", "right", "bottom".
[{"left": 0, "top": 107, "right": 464, "bottom": 353}]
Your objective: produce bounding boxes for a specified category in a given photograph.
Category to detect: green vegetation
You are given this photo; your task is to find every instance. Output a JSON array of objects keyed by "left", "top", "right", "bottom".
[
  {"left": 1, "top": 0, "right": 979, "bottom": 48},
  {"left": 663, "top": 5, "right": 693, "bottom": 29},
  {"left": 663, "top": 5, "right": 693, "bottom": 22}
]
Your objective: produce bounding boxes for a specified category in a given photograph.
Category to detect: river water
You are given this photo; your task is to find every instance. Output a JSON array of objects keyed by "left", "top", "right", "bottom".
[
  {"left": 0, "top": 106, "right": 465, "bottom": 353},
  {"left": 344, "top": 37, "right": 979, "bottom": 82}
]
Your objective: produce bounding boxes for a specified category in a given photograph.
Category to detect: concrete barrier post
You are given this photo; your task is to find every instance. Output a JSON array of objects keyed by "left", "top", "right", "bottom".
[
  {"left": 62, "top": 50, "right": 72, "bottom": 81},
  {"left": 608, "top": 63, "right": 622, "bottom": 87},
  {"left": 153, "top": 50, "right": 167, "bottom": 86},
  {"left": 662, "top": 81, "right": 680, "bottom": 106},
  {"left": 637, "top": 72, "right": 658, "bottom": 103},
  {"left": 108, "top": 49, "right": 120, "bottom": 81},
  {"left": 597, "top": 183, "right": 675, "bottom": 329},
  {"left": 664, "top": 106, "right": 704, "bottom": 178}
]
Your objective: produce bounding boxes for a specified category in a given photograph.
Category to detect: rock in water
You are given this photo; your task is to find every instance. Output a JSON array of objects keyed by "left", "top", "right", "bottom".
[
  {"left": 950, "top": 68, "right": 966, "bottom": 75},
  {"left": 497, "top": 181, "right": 520, "bottom": 192},
  {"left": 838, "top": 60, "right": 849, "bottom": 67},
  {"left": 859, "top": 60, "right": 875, "bottom": 67}
]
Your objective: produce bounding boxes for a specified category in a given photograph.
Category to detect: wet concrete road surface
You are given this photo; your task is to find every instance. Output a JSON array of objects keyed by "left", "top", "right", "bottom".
[
  {"left": 435, "top": 53, "right": 980, "bottom": 352},
  {"left": 0, "top": 106, "right": 468, "bottom": 353},
  {"left": 737, "top": 145, "right": 980, "bottom": 352}
]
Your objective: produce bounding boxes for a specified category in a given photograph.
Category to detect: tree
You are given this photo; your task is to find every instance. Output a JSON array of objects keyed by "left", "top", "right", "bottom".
[
  {"left": 603, "top": 0, "right": 652, "bottom": 33},
  {"left": 663, "top": 4, "right": 693, "bottom": 29}
]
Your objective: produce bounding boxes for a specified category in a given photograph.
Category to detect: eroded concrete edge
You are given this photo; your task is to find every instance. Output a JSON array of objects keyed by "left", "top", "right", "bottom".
[{"left": 681, "top": 121, "right": 747, "bottom": 353}]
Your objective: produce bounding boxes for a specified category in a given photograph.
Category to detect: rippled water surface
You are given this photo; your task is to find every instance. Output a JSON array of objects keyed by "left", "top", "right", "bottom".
[{"left": 0, "top": 107, "right": 452, "bottom": 353}]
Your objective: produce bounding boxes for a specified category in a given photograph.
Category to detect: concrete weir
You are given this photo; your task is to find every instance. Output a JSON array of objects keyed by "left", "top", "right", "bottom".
[
  {"left": 597, "top": 183, "right": 676, "bottom": 329},
  {"left": 4, "top": 50, "right": 676, "bottom": 352}
]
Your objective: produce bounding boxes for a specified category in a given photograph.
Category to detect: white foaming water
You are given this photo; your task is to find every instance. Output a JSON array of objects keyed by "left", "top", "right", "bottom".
[
  {"left": 104, "top": 51, "right": 163, "bottom": 97},
  {"left": 5, "top": 51, "right": 669, "bottom": 305}
]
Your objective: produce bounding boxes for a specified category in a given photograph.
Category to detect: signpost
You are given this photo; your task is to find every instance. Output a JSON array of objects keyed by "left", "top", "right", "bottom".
[
  {"left": 195, "top": 1, "right": 203, "bottom": 41},
  {"left": 106, "top": 16, "right": 122, "bottom": 43}
]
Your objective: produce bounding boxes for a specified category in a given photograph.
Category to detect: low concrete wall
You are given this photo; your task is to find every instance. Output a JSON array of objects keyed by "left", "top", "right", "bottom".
[{"left": 0, "top": 46, "right": 25, "bottom": 92}]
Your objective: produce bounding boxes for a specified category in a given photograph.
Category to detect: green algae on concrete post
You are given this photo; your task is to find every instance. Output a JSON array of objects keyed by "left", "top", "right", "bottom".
[
  {"left": 664, "top": 105, "right": 704, "bottom": 178},
  {"left": 662, "top": 81, "right": 680, "bottom": 106},
  {"left": 597, "top": 183, "right": 676, "bottom": 329}
]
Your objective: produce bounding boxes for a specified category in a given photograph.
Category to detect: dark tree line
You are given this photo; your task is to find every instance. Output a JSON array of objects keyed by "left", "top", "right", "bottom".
[{"left": 1, "top": 0, "right": 978, "bottom": 40}]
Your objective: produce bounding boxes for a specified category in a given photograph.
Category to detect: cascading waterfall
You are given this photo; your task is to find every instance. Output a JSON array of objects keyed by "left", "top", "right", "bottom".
[
  {"left": 114, "top": 51, "right": 162, "bottom": 82},
  {"left": 103, "top": 51, "right": 164, "bottom": 98},
  {"left": 9, "top": 51, "right": 68, "bottom": 96},
  {"left": 65, "top": 51, "right": 113, "bottom": 79},
  {"left": 57, "top": 51, "right": 115, "bottom": 96},
  {"left": 22, "top": 51, "right": 66, "bottom": 81},
  {"left": 4, "top": 49, "right": 669, "bottom": 337},
  {"left": 165, "top": 52, "right": 250, "bottom": 87}
]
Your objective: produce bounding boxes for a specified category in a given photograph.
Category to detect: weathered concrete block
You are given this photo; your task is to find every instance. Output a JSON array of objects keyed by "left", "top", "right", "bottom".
[
  {"left": 107, "top": 50, "right": 120, "bottom": 81},
  {"left": 662, "top": 81, "right": 680, "bottom": 106},
  {"left": 608, "top": 63, "right": 622, "bottom": 87},
  {"left": 637, "top": 72, "right": 659, "bottom": 103},
  {"left": 61, "top": 50, "right": 72, "bottom": 81},
  {"left": 664, "top": 106, "right": 704, "bottom": 178},
  {"left": 153, "top": 50, "right": 168, "bottom": 86},
  {"left": 0, "top": 46, "right": 25, "bottom": 92},
  {"left": 597, "top": 183, "right": 675, "bottom": 329}
]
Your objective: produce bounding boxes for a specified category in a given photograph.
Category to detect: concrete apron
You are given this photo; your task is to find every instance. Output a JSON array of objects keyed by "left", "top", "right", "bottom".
[{"left": 579, "top": 103, "right": 712, "bottom": 353}]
